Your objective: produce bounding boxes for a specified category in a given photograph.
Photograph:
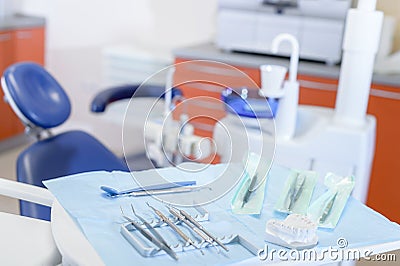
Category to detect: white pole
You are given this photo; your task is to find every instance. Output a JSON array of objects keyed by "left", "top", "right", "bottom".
[{"left": 334, "top": 0, "right": 383, "bottom": 127}]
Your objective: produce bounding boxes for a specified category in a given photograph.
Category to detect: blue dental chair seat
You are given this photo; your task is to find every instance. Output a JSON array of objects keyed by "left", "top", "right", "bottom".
[{"left": 2, "top": 62, "right": 129, "bottom": 221}]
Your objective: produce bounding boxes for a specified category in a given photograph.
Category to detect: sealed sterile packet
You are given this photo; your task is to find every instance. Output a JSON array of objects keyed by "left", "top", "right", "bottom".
[
  {"left": 231, "top": 153, "right": 270, "bottom": 215},
  {"left": 275, "top": 170, "right": 317, "bottom": 214},
  {"left": 307, "top": 173, "right": 355, "bottom": 229}
]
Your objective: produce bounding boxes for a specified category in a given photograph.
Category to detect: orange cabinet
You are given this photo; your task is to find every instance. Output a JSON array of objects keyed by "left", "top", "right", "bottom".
[
  {"left": 12, "top": 27, "right": 45, "bottom": 63},
  {"left": 0, "top": 30, "right": 19, "bottom": 140},
  {"left": 174, "top": 56, "right": 400, "bottom": 223},
  {"left": 0, "top": 26, "right": 45, "bottom": 141}
]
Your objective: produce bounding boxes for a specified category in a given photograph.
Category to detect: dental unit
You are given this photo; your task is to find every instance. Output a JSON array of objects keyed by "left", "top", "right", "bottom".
[{"left": 214, "top": 0, "right": 384, "bottom": 204}]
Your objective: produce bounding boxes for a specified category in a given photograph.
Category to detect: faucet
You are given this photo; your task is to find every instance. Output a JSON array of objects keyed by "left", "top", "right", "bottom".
[
  {"left": 271, "top": 33, "right": 299, "bottom": 84},
  {"left": 268, "top": 33, "right": 300, "bottom": 140}
]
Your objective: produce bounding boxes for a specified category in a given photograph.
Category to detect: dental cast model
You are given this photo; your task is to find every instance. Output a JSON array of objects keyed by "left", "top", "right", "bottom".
[{"left": 265, "top": 214, "right": 318, "bottom": 249}]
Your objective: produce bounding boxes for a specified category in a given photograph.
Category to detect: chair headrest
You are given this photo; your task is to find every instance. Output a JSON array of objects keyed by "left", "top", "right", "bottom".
[{"left": 2, "top": 62, "right": 71, "bottom": 129}]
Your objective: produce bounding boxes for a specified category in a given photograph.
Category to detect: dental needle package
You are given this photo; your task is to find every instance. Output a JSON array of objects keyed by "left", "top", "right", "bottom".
[
  {"left": 275, "top": 170, "right": 317, "bottom": 214},
  {"left": 231, "top": 153, "right": 270, "bottom": 215},
  {"left": 307, "top": 173, "right": 355, "bottom": 229}
]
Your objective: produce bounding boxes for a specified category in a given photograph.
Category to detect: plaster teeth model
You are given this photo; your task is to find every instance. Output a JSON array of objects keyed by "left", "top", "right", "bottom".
[{"left": 265, "top": 214, "right": 318, "bottom": 249}]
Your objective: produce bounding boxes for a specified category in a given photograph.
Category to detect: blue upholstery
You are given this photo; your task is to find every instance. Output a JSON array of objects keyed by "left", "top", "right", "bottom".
[
  {"left": 2, "top": 62, "right": 129, "bottom": 221},
  {"left": 3, "top": 62, "right": 71, "bottom": 129},
  {"left": 17, "top": 131, "right": 129, "bottom": 220},
  {"left": 91, "top": 84, "right": 182, "bottom": 113}
]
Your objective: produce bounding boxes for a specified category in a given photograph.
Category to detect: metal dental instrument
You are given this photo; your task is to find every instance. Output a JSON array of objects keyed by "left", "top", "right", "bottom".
[
  {"left": 128, "top": 186, "right": 195, "bottom": 197},
  {"left": 319, "top": 192, "right": 338, "bottom": 224},
  {"left": 241, "top": 174, "right": 258, "bottom": 208},
  {"left": 101, "top": 181, "right": 196, "bottom": 197},
  {"left": 288, "top": 173, "right": 306, "bottom": 211},
  {"left": 119, "top": 207, "right": 178, "bottom": 260},
  {"left": 146, "top": 202, "right": 204, "bottom": 255},
  {"left": 178, "top": 208, "right": 229, "bottom": 252},
  {"left": 167, "top": 206, "right": 220, "bottom": 253},
  {"left": 130, "top": 205, "right": 171, "bottom": 250}
]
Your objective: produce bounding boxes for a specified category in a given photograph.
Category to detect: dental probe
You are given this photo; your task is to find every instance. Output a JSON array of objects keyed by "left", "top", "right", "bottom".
[
  {"left": 146, "top": 203, "right": 204, "bottom": 255},
  {"left": 178, "top": 208, "right": 229, "bottom": 252},
  {"left": 167, "top": 206, "right": 220, "bottom": 253},
  {"left": 130, "top": 205, "right": 172, "bottom": 251},
  {"left": 120, "top": 207, "right": 178, "bottom": 260}
]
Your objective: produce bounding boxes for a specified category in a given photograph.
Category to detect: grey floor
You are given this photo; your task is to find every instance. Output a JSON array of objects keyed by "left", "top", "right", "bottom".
[{"left": 0, "top": 142, "right": 28, "bottom": 215}]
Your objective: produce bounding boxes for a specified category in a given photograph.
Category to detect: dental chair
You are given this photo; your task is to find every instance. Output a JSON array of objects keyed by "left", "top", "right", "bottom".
[
  {"left": 1, "top": 62, "right": 132, "bottom": 221},
  {"left": 1, "top": 62, "right": 182, "bottom": 221}
]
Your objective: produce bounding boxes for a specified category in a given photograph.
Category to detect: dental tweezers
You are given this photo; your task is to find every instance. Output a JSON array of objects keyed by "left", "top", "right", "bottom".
[
  {"left": 147, "top": 203, "right": 204, "bottom": 255},
  {"left": 130, "top": 205, "right": 175, "bottom": 256},
  {"left": 177, "top": 208, "right": 229, "bottom": 252},
  {"left": 167, "top": 206, "right": 220, "bottom": 253},
  {"left": 120, "top": 207, "right": 178, "bottom": 260}
]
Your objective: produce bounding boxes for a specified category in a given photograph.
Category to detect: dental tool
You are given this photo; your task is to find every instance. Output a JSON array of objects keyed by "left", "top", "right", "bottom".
[
  {"left": 308, "top": 173, "right": 355, "bottom": 228},
  {"left": 120, "top": 207, "right": 178, "bottom": 260},
  {"left": 241, "top": 174, "right": 258, "bottom": 208},
  {"left": 287, "top": 173, "right": 306, "bottom": 211},
  {"left": 128, "top": 186, "right": 195, "bottom": 197},
  {"left": 275, "top": 170, "right": 317, "bottom": 214},
  {"left": 167, "top": 206, "right": 220, "bottom": 253},
  {"left": 101, "top": 181, "right": 196, "bottom": 197},
  {"left": 146, "top": 203, "right": 204, "bottom": 255},
  {"left": 178, "top": 208, "right": 229, "bottom": 252},
  {"left": 318, "top": 192, "right": 338, "bottom": 224},
  {"left": 130, "top": 204, "right": 171, "bottom": 251}
]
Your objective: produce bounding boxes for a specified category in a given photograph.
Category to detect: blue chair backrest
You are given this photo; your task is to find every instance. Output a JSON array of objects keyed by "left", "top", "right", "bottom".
[{"left": 2, "top": 62, "right": 71, "bottom": 129}]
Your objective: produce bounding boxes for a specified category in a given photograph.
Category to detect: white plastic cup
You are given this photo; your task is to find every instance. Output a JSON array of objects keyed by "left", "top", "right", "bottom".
[{"left": 259, "top": 64, "right": 287, "bottom": 98}]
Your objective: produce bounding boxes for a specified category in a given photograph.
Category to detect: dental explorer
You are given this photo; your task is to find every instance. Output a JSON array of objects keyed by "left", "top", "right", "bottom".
[{"left": 146, "top": 202, "right": 204, "bottom": 255}]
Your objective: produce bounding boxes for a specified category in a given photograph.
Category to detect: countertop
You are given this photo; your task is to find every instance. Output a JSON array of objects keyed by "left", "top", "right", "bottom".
[
  {"left": 173, "top": 43, "right": 400, "bottom": 87},
  {"left": 0, "top": 14, "right": 45, "bottom": 31}
]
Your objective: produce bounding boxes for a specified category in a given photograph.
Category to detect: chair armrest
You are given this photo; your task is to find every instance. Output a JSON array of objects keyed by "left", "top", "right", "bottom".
[
  {"left": 0, "top": 177, "right": 54, "bottom": 207},
  {"left": 90, "top": 84, "right": 182, "bottom": 113}
]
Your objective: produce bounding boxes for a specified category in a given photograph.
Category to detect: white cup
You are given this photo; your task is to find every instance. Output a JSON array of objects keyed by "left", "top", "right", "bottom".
[{"left": 259, "top": 64, "right": 287, "bottom": 98}]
